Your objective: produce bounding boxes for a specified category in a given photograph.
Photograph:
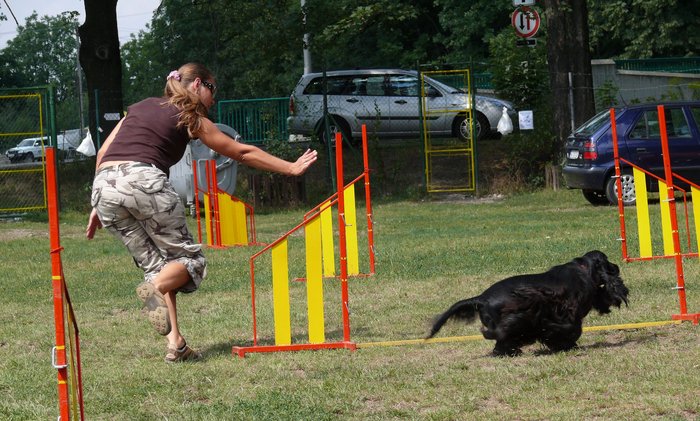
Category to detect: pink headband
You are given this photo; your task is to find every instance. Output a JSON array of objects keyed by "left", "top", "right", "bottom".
[{"left": 166, "top": 70, "right": 181, "bottom": 81}]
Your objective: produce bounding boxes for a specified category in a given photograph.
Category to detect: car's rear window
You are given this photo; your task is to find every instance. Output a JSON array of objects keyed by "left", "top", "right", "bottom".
[{"left": 574, "top": 109, "right": 612, "bottom": 136}]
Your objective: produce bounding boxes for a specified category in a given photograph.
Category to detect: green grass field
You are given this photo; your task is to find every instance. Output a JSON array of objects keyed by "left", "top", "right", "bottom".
[{"left": 1, "top": 189, "right": 699, "bottom": 420}]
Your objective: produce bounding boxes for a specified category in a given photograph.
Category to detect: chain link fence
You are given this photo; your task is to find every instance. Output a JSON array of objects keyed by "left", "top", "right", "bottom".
[{"left": 0, "top": 87, "right": 95, "bottom": 215}]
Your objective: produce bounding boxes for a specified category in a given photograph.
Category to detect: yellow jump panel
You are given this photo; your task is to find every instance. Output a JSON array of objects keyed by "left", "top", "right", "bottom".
[
  {"left": 305, "top": 216, "right": 325, "bottom": 343},
  {"left": 320, "top": 200, "right": 336, "bottom": 277},
  {"left": 272, "top": 240, "right": 291, "bottom": 345},
  {"left": 693, "top": 187, "right": 700, "bottom": 257},
  {"left": 344, "top": 185, "right": 359, "bottom": 275},
  {"left": 658, "top": 180, "right": 674, "bottom": 256},
  {"left": 633, "top": 169, "right": 652, "bottom": 257},
  {"left": 203, "top": 194, "right": 213, "bottom": 246}
]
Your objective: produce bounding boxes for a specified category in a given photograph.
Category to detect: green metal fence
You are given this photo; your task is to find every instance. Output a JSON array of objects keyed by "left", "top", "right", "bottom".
[
  {"left": 615, "top": 57, "right": 700, "bottom": 74},
  {"left": 217, "top": 97, "right": 289, "bottom": 144}
]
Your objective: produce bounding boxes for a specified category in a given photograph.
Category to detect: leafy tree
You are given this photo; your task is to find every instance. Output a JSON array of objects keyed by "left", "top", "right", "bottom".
[
  {"left": 0, "top": 11, "right": 83, "bottom": 130},
  {"left": 489, "top": 29, "right": 549, "bottom": 110},
  {"left": 305, "top": 0, "right": 445, "bottom": 70},
  {"left": 0, "top": 12, "right": 79, "bottom": 101},
  {"left": 588, "top": 0, "right": 700, "bottom": 59},
  {"left": 122, "top": 0, "right": 302, "bottom": 103},
  {"left": 433, "top": 1, "right": 512, "bottom": 63}
]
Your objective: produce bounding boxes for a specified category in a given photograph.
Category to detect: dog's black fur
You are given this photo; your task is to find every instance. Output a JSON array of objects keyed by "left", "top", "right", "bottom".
[{"left": 427, "top": 250, "right": 629, "bottom": 356}]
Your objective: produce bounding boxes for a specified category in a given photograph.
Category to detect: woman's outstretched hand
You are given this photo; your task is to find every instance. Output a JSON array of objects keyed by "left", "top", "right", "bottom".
[
  {"left": 86, "top": 208, "right": 102, "bottom": 239},
  {"left": 289, "top": 149, "right": 318, "bottom": 176}
]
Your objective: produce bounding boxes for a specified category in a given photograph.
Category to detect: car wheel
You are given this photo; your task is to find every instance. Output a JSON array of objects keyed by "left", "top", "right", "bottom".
[
  {"left": 605, "top": 172, "right": 636, "bottom": 206},
  {"left": 318, "top": 116, "right": 351, "bottom": 145},
  {"left": 454, "top": 112, "right": 488, "bottom": 141},
  {"left": 25, "top": 152, "right": 34, "bottom": 162},
  {"left": 582, "top": 189, "right": 609, "bottom": 205}
]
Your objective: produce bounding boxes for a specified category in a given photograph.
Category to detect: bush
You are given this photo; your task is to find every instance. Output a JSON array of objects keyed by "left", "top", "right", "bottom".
[{"left": 487, "top": 28, "right": 557, "bottom": 188}]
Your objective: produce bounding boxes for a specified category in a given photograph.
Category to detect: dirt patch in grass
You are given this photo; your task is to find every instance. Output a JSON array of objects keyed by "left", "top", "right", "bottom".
[{"left": 0, "top": 228, "right": 46, "bottom": 241}]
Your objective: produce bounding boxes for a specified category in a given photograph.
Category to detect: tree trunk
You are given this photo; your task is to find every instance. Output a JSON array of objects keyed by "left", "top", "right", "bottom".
[
  {"left": 541, "top": 0, "right": 595, "bottom": 152},
  {"left": 78, "top": 0, "right": 123, "bottom": 149}
]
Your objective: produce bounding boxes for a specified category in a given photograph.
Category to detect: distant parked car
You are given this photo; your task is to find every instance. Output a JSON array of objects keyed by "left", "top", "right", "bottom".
[
  {"left": 562, "top": 101, "right": 700, "bottom": 206},
  {"left": 287, "top": 69, "right": 517, "bottom": 143},
  {"left": 5, "top": 137, "right": 45, "bottom": 163}
]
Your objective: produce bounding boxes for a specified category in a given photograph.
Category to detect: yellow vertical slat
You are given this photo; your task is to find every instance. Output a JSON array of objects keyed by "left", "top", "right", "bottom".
[
  {"left": 659, "top": 180, "right": 674, "bottom": 256},
  {"left": 692, "top": 187, "right": 700, "bottom": 258},
  {"left": 320, "top": 200, "right": 336, "bottom": 277},
  {"left": 305, "top": 216, "right": 325, "bottom": 343},
  {"left": 344, "top": 185, "right": 359, "bottom": 275},
  {"left": 633, "top": 169, "right": 652, "bottom": 258},
  {"left": 218, "top": 193, "right": 234, "bottom": 245},
  {"left": 233, "top": 200, "right": 248, "bottom": 245},
  {"left": 203, "top": 194, "right": 212, "bottom": 246},
  {"left": 271, "top": 240, "right": 291, "bottom": 346}
]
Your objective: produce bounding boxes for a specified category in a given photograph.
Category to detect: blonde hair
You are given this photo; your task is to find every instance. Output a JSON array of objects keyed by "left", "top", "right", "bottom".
[{"left": 163, "top": 62, "right": 214, "bottom": 137}]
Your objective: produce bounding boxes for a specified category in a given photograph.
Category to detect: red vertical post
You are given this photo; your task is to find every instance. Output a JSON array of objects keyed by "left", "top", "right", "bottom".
[
  {"left": 205, "top": 160, "right": 215, "bottom": 246},
  {"left": 210, "top": 160, "right": 223, "bottom": 246},
  {"left": 335, "top": 132, "right": 351, "bottom": 342},
  {"left": 610, "top": 108, "right": 629, "bottom": 261},
  {"left": 658, "top": 105, "right": 689, "bottom": 316},
  {"left": 192, "top": 160, "right": 203, "bottom": 244},
  {"left": 46, "top": 148, "right": 70, "bottom": 420},
  {"left": 361, "top": 125, "right": 376, "bottom": 274}
]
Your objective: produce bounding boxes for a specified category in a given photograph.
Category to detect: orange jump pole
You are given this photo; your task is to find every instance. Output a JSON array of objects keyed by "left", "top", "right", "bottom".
[
  {"left": 657, "top": 105, "right": 700, "bottom": 324},
  {"left": 362, "top": 125, "right": 376, "bottom": 274},
  {"left": 46, "top": 147, "right": 85, "bottom": 420}
]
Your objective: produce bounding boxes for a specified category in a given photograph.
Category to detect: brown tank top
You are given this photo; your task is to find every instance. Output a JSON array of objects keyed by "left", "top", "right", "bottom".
[{"left": 101, "top": 97, "right": 191, "bottom": 174}]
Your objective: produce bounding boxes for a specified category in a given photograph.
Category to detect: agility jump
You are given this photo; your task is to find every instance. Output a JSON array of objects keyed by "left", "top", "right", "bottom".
[
  {"left": 232, "top": 126, "right": 376, "bottom": 357},
  {"left": 611, "top": 105, "right": 700, "bottom": 324},
  {"left": 193, "top": 158, "right": 260, "bottom": 248}
]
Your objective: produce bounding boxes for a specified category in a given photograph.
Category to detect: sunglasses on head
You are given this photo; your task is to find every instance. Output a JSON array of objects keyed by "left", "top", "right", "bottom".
[{"left": 201, "top": 80, "right": 217, "bottom": 95}]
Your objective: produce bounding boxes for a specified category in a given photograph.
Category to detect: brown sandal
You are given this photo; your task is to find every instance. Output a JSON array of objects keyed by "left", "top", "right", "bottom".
[
  {"left": 165, "top": 342, "right": 202, "bottom": 363},
  {"left": 136, "top": 282, "right": 171, "bottom": 336}
]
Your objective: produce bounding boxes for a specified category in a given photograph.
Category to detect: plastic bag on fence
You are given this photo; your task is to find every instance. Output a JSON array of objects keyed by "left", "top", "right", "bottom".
[
  {"left": 496, "top": 106, "right": 513, "bottom": 136},
  {"left": 76, "top": 131, "right": 96, "bottom": 156}
]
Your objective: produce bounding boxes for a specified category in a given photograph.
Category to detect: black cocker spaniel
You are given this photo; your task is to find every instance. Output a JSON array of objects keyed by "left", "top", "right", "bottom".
[{"left": 427, "top": 250, "right": 629, "bottom": 356}]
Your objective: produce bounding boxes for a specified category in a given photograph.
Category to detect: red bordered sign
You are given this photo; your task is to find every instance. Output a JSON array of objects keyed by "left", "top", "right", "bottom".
[{"left": 512, "top": 6, "right": 540, "bottom": 38}]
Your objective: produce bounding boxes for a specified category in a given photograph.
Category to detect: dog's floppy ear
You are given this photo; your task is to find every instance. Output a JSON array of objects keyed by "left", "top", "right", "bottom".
[
  {"left": 582, "top": 250, "right": 619, "bottom": 278},
  {"left": 585, "top": 250, "right": 629, "bottom": 313}
]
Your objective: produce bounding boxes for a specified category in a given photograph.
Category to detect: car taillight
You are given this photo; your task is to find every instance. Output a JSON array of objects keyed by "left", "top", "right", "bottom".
[
  {"left": 583, "top": 141, "right": 598, "bottom": 160},
  {"left": 289, "top": 95, "right": 295, "bottom": 115}
]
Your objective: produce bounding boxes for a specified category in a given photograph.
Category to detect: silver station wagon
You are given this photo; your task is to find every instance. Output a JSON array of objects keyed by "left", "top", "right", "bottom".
[{"left": 287, "top": 69, "right": 517, "bottom": 143}]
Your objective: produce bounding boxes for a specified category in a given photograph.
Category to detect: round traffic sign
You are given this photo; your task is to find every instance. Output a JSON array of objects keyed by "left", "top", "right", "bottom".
[{"left": 511, "top": 7, "right": 540, "bottom": 38}]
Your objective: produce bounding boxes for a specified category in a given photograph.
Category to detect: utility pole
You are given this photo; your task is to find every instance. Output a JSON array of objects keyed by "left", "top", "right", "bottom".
[
  {"left": 75, "top": 25, "right": 85, "bottom": 135},
  {"left": 301, "top": 0, "right": 312, "bottom": 74}
]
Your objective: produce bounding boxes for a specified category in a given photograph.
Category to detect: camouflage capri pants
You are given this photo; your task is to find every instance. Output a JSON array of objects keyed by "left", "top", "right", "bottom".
[{"left": 91, "top": 162, "right": 206, "bottom": 293}]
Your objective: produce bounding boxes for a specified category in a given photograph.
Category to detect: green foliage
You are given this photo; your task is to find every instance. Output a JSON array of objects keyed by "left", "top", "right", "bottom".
[
  {"left": 488, "top": 29, "right": 549, "bottom": 110},
  {"left": 487, "top": 28, "right": 555, "bottom": 187},
  {"left": 306, "top": 0, "right": 444, "bottom": 70},
  {"left": 500, "top": 109, "right": 558, "bottom": 187},
  {"left": 589, "top": 0, "right": 700, "bottom": 59},
  {"left": 690, "top": 82, "right": 700, "bottom": 100},
  {"left": 433, "top": 0, "right": 512, "bottom": 63},
  {"left": 0, "top": 11, "right": 84, "bottom": 131},
  {"left": 595, "top": 79, "right": 620, "bottom": 111}
]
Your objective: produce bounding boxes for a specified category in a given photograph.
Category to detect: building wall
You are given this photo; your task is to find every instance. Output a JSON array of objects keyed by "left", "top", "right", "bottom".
[{"left": 591, "top": 59, "right": 700, "bottom": 107}]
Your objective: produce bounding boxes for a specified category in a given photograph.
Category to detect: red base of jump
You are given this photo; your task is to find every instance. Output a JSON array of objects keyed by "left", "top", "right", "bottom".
[
  {"left": 232, "top": 341, "right": 357, "bottom": 358},
  {"left": 672, "top": 313, "right": 700, "bottom": 325}
]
